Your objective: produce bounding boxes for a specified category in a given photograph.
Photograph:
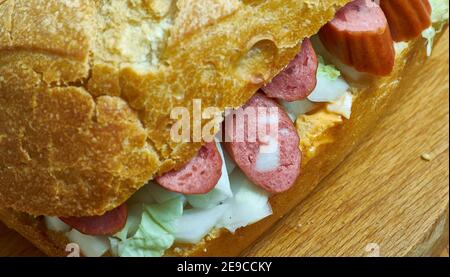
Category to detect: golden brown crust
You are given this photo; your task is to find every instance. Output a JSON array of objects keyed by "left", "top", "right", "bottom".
[
  {"left": 0, "top": 32, "right": 445, "bottom": 256},
  {"left": 0, "top": 0, "right": 350, "bottom": 216},
  {"left": 0, "top": 208, "right": 68, "bottom": 257}
]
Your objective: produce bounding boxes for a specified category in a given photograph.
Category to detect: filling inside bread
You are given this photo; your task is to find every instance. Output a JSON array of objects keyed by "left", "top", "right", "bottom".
[{"left": 42, "top": 0, "right": 448, "bottom": 257}]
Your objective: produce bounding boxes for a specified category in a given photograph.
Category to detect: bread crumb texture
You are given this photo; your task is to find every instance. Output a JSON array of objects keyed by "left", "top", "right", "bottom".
[{"left": 0, "top": 0, "right": 349, "bottom": 216}]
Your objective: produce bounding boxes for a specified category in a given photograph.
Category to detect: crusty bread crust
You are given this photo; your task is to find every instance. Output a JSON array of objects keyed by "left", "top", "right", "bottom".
[
  {"left": 0, "top": 0, "right": 351, "bottom": 217},
  {"left": 0, "top": 32, "right": 445, "bottom": 256}
]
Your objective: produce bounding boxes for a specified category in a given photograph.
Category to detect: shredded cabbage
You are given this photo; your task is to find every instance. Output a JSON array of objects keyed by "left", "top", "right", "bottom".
[
  {"left": 111, "top": 197, "right": 184, "bottom": 257},
  {"left": 113, "top": 218, "right": 173, "bottom": 257},
  {"left": 308, "top": 56, "right": 349, "bottom": 103},
  {"left": 128, "top": 184, "right": 156, "bottom": 205},
  {"left": 66, "top": 229, "right": 110, "bottom": 257},
  {"left": 145, "top": 197, "right": 184, "bottom": 233},
  {"left": 430, "top": 0, "right": 449, "bottom": 23},
  {"left": 217, "top": 169, "right": 272, "bottom": 233},
  {"left": 174, "top": 203, "right": 230, "bottom": 244},
  {"left": 222, "top": 145, "right": 237, "bottom": 175},
  {"left": 146, "top": 182, "right": 184, "bottom": 204},
  {"left": 394, "top": 42, "right": 409, "bottom": 56},
  {"left": 114, "top": 203, "right": 142, "bottom": 241},
  {"left": 317, "top": 56, "right": 341, "bottom": 80},
  {"left": 280, "top": 99, "right": 316, "bottom": 121},
  {"left": 175, "top": 169, "right": 272, "bottom": 243},
  {"left": 422, "top": 0, "right": 449, "bottom": 56},
  {"left": 45, "top": 216, "right": 71, "bottom": 233},
  {"left": 109, "top": 158, "right": 273, "bottom": 255}
]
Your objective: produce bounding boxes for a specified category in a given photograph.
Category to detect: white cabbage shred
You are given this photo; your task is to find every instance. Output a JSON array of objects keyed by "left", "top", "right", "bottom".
[
  {"left": 106, "top": 143, "right": 271, "bottom": 257},
  {"left": 422, "top": 0, "right": 449, "bottom": 56}
]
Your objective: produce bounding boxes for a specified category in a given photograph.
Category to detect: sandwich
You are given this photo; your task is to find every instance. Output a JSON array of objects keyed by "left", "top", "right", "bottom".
[{"left": 0, "top": 0, "right": 448, "bottom": 257}]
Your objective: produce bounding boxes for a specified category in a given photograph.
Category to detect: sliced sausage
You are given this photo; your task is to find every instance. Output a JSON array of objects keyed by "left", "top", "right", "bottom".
[
  {"left": 262, "top": 38, "right": 318, "bottom": 102},
  {"left": 380, "top": 0, "right": 432, "bottom": 42},
  {"left": 60, "top": 204, "right": 128, "bottom": 236},
  {"left": 224, "top": 93, "right": 301, "bottom": 193},
  {"left": 319, "top": 0, "right": 395, "bottom": 76},
  {"left": 156, "top": 142, "right": 223, "bottom": 194}
]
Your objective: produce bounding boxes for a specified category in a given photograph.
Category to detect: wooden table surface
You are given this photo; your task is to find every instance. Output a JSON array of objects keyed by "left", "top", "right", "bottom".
[{"left": 0, "top": 31, "right": 448, "bottom": 257}]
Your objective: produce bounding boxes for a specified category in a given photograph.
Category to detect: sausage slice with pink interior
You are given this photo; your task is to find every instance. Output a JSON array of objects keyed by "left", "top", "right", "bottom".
[
  {"left": 156, "top": 142, "right": 223, "bottom": 194},
  {"left": 224, "top": 93, "right": 301, "bottom": 193},
  {"left": 60, "top": 204, "right": 128, "bottom": 236},
  {"left": 262, "top": 38, "right": 318, "bottom": 102}
]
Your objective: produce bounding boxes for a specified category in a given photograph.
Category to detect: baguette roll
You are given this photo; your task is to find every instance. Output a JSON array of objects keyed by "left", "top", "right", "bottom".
[{"left": 0, "top": 0, "right": 448, "bottom": 257}]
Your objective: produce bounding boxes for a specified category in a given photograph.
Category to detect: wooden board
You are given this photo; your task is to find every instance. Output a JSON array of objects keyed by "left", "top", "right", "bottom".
[{"left": 0, "top": 31, "right": 448, "bottom": 257}]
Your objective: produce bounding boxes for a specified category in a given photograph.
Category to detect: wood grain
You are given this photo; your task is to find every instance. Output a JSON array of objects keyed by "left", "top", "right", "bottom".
[
  {"left": 244, "top": 31, "right": 449, "bottom": 257},
  {"left": 0, "top": 31, "right": 448, "bottom": 257}
]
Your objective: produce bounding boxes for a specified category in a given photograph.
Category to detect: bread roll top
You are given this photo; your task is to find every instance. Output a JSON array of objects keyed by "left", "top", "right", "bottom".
[{"left": 0, "top": 0, "right": 350, "bottom": 216}]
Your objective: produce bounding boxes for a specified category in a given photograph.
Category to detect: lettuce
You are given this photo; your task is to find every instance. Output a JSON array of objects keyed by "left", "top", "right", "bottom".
[
  {"left": 422, "top": 0, "right": 449, "bottom": 56},
  {"left": 111, "top": 197, "right": 184, "bottom": 257}
]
